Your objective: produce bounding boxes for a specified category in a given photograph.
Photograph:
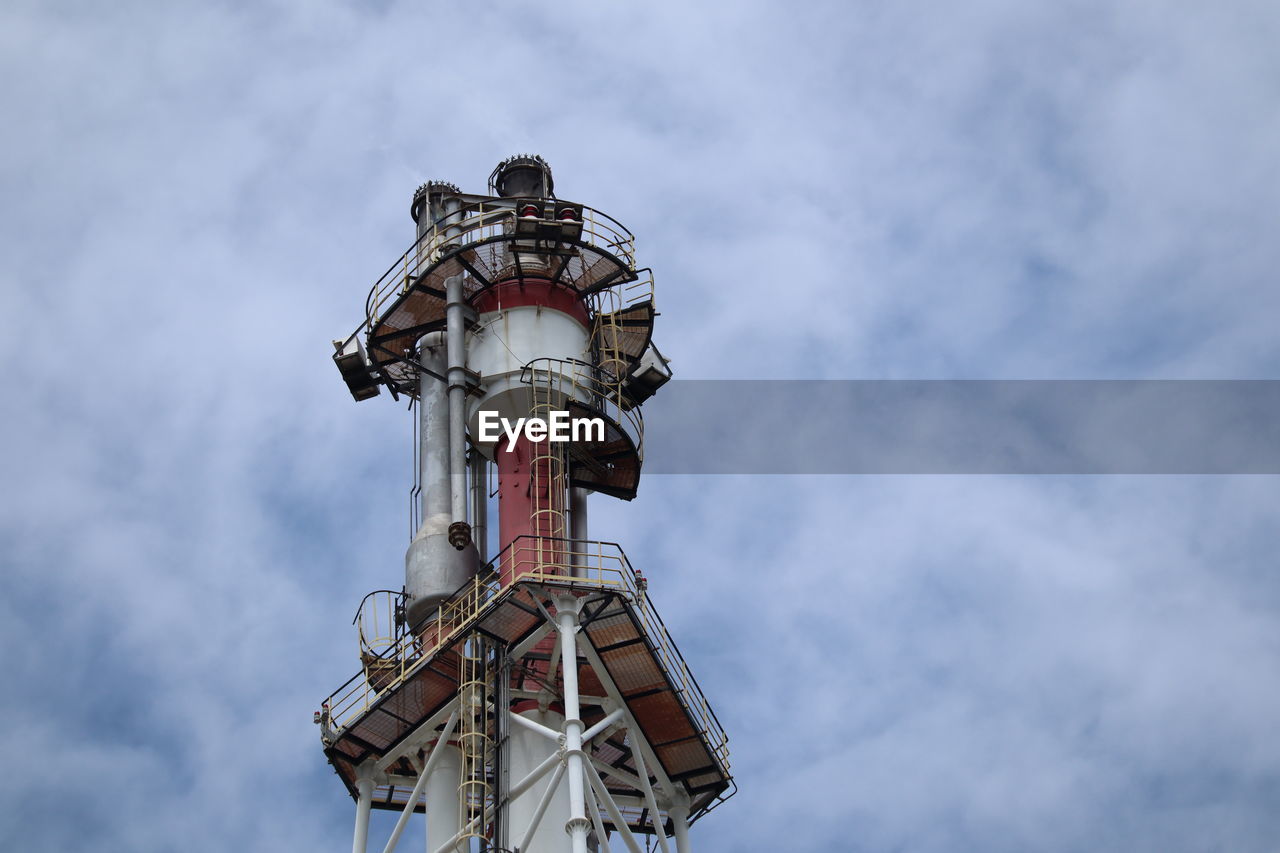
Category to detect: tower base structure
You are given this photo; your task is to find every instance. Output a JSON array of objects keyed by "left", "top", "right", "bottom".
[{"left": 318, "top": 538, "right": 733, "bottom": 852}]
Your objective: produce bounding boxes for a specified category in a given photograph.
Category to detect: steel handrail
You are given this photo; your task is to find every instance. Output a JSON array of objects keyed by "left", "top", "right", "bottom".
[
  {"left": 322, "top": 536, "right": 730, "bottom": 774},
  {"left": 363, "top": 200, "right": 637, "bottom": 334},
  {"left": 520, "top": 358, "right": 644, "bottom": 459}
]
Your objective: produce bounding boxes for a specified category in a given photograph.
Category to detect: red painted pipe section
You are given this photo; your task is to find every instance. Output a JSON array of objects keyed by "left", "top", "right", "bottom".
[
  {"left": 485, "top": 276, "right": 586, "bottom": 586},
  {"left": 481, "top": 278, "right": 586, "bottom": 715},
  {"left": 495, "top": 425, "right": 566, "bottom": 584},
  {"left": 471, "top": 277, "right": 590, "bottom": 326}
]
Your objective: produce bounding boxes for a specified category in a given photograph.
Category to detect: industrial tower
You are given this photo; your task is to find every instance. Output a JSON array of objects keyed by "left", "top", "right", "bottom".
[{"left": 320, "top": 156, "right": 734, "bottom": 853}]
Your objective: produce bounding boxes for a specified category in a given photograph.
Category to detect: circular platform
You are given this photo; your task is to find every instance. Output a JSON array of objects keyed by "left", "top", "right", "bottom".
[{"left": 364, "top": 200, "right": 642, "bottom": 397}]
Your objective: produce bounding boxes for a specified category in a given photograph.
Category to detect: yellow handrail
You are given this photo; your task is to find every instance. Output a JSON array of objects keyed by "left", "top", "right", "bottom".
[
  {"left": 364, "top": 200, "right": 638, "bottom": 333},
  {"left": 323, "top": 537, "right": 731, "bottom": 774}
]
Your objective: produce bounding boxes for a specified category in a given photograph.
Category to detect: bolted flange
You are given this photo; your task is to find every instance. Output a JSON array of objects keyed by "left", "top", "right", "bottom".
[
  {"left": 410, "top": 180, "right": 461, "bottom": 223},
  {"left": 564, "top": 817, "right": 592, "bottom": 836},
  {"left": 447, "top": 520, "right": 472, "bottom": 550},
  {"left": 490, "top": 153, "right": 554, "bottom": 199}
]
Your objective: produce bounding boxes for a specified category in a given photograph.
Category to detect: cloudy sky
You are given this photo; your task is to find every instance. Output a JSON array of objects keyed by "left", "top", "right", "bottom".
[{"left": 3, "top": 1, "right": 1279, "bottom": 851}]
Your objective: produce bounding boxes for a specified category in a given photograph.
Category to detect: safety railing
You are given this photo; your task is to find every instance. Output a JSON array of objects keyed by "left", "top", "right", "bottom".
[
  {"left": 364, "top": 199, "right": 637, "bottom": 333},
  {"left": 589, "top": 269, "right": 655, "bottom": 383},
  {"left": 354, "top": 589, "right": 405, "bottom": 657},
  {"left": 616, "top": 567, "right": 732, "bottom": 775},
  {"left": 520, "top": 358, "right": 644, "bottom": 462},
  {"left": 322, "top": 537, "right": 731, "bottom": 775},
  {"left": 527, "top": 363, "right": 569, "bottom": 553}
]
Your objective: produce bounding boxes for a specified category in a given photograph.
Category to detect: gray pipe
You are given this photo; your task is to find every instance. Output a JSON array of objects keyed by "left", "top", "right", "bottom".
[
  {"left": 434, "top": 193, "right": 471, "bottom": 550},
  {"left": 470, "top": 453, "right": 488, "bottom": 563},
  {"left": 404, "top": 185, "right": 477, "bottom": 625},
  {"left": 419, "top": 335, "right": 452, "bottom": 524},
  {"left": 569, "top": 487, "right": 589, "bottom": 577},
  {"left": 404, "top": 334, "right": 477, "bottom": 627},
  {"left": 445, "top": 272, "right": 470, "bottom": 548}
]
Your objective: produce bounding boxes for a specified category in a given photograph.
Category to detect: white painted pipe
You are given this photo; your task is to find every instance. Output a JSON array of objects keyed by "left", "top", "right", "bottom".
[
  {"left": 507, "top": 707, "right": 570, "bottom": 851},
  {"left": 508, "top": 749, "right": 560, "bottom": 802},
  {"left": 587, "top": 788, "right": 612, "bottom": 853},
  {"left": 668, "top": 800, "right": 692, "bottom": 853},
  {"left": 423, "top": 745, "right": 460, "bottom": 853},
  {"left": 380, "top": 712, "right": 459, "bottom": 853},
  {"left": 429, "top": 806, "right": 489, "bottom": 853},
  {"left": 630, "top": 739, "right": 670, "bottom": 853},
  {"left": 583, "top": 761, "right": 644, "bottom": 853},
  {"left": 588, "top": 757, "right": 644, "bottom": 792},
  {"left": 510, "top": 710, "right": 562, "bottom": 743},
  {"left": 416, "top": 189, "right": 451, "bottom": 540},
  {"left": 352, "top": 772, "right": 375, "bottom": 853},
  {"left": 580, "top": 707, "right": 625, "bottom": 744},
  {"left": 517, "top": 762, "right": 566, "bottom": 853},
  {"left": 558, "top": 602, "right": 590, "bottom": 853}
]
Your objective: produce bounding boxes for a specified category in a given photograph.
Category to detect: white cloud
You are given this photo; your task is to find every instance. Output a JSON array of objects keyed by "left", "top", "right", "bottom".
[{"left": 3, "top": 1, "right": 1279, "bottom": 850}]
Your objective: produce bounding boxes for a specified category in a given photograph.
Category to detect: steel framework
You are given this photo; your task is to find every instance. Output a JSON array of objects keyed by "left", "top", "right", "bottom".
[
  {"left": 320, "top": 539, "right": 733, "bottom": 852},
  {"left": 322, "top": 157, "right": 732, "bottom": 852}
]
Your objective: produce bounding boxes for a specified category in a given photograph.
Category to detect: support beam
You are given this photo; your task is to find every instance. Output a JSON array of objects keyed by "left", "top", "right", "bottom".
[
  {"left": 587, "top": 788, "right": 613, "bottom": 853},
  {"left": 669, "top": 798, "right": 692, "bottom": 853},
  {"left": 510, "top": 710, "right": 562, "bottom": 743},
  {"left": 379, "top": 711, "right": 459, "bottom": 853},
  {"left": 630, "top": 735, "right": 671, "bottom": 853},
  {"left": 580, "top": 707, "right": 625, "bottom": 744},
  {"left": 508, "top": 749, "right": 561, "bottom": 802},
  {"left": 517, "top": 762, "right": 567, "bottom": 853},
  {"left": 352, "top": 768, "right": 375, "bottom": 853},
  {"left": 588, "top": 758, "right": 645, "bottom": 793},
  {"left": 508, "top": 620, "right": 555, "bottom": 661},
  {"left": 430, "top": 808, "right": 490, "bottom": 853},
  {"left": 578, "top": 637, "right": 678, "bottom": 796},
  {"left": 545, "top": 632, "right": 562, "bottom": 694},
  {"left": 583, "top": 761, "right": 644, "bottom": 853},
  {"left": 557, "top": 597, "right": 591, "bottom": 853},
  {"left": 377, "top": 700, "right": 460, "bottom": 772}
]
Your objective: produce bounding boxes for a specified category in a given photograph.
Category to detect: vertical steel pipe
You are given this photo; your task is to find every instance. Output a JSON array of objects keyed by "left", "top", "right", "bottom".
[
  {"left": 669, "top": 800, "right": 692, "bottom": 853},
  {"left": 557, "top": 598, "right": 589, "bottom": 853},
  {"left": 445, "top": 272, "right": 469, "bottom": 544},
  {"left": 470, "top": 452, "right": 488, "bottom": 562},
  {"left": 405, "top": 334, "right": 475, "bottom": 627},
  {"left": 495, "top": 431, "right": 570, "bottom": 584},
  {"left": 424, "top": 746, "right": 462, "bottom": 853},
  {"left": 569, "top": 486, "right": 589, "bottom": 577},
  {"left": 419, "top": 336, "right": 450, "bottom": 526},
  {"left": 352, "top": 772, "right": 375, "bottom": 853}
]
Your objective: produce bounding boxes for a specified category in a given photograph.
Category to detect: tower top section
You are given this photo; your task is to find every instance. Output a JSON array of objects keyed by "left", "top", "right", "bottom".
[
  {"left": 488, "top": 153, "right": 554, "bottom": 199},
  {"left": 409, "top": 181, "right": 461, "bottom": 224},
  {"left": 341, "top": 156, "right": 661, "bottom": 405}
]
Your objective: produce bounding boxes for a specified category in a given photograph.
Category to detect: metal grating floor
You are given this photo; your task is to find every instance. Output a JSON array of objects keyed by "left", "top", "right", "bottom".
[{"left": 322, "top": 577, "right": 732, "bottom": 830}]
